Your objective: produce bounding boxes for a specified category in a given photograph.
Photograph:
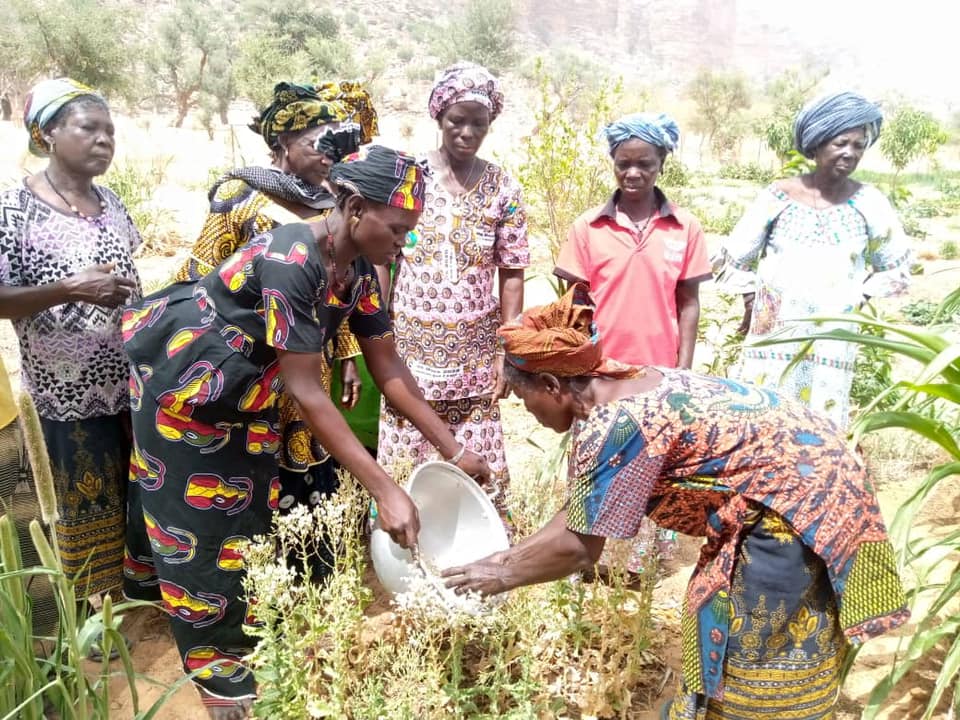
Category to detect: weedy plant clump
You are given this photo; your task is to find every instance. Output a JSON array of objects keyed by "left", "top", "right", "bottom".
[{"left": 243, "top": 468, "right": 662, "bottom": 719}]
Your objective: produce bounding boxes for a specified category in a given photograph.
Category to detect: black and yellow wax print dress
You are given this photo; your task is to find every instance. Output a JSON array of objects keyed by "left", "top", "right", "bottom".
[{"left": 122, "top": 223, "right": 390, "bottom": 700}]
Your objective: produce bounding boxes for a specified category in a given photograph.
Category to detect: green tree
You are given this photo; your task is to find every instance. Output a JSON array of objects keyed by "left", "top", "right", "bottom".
[
  {"left": 149, "top": 0, "right": 235, "bottom": 127},
  {"left": 233, "top": 0, "right": 347, "bottom": 109},
  {"left": 687, "top": 69, "right": 751, "bottom": 161},
  {"left": 755, "top": 65, "right": 828, "bottom": 161},
  {"left": 513, "top": 61, "right": 620, "bottom": 295},
  {"left": 879, "top": 105, "right": 949, "bottom": 184},
  {"left": 3, "top": 0, "right": 137, "bottom": 102},
  {"left": 433, "top": 0, "right": 518, "bottom": 74}
]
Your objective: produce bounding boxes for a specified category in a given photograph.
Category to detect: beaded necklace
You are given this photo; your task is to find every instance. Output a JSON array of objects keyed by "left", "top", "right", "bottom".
[
  {"left": 324, "top": 218, "right": 349, "bottom": 295},
  {"left": 44, "top": 170, "right": 106, "bottom": 221}
]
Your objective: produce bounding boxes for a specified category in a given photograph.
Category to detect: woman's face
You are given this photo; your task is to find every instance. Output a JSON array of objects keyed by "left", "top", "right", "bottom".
[
  {"left": 351, "top": 201, "right": 422, "bottom": 266},
  {"left": 814, "top": 127, "right": 867, "bottom": 179},
  {"left": 512, "top": 378, "right": 575, "bottom": 433},
  {"left": 438, "top": 101, "right": 491, "bottom": 163},
  {"left": 47, "top": 102, "right": 115, "bottom": 177},
  {"left": 612, "top": 139, "right": 664, "bottom": 200},
  {"left": 279, "top": 122, "right": 341, "bottom": 185}
]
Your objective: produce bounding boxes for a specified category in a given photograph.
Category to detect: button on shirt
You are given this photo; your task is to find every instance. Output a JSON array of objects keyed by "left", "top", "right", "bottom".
[{"left": 554, "top": 188, "right": 712, "bottom": 367}]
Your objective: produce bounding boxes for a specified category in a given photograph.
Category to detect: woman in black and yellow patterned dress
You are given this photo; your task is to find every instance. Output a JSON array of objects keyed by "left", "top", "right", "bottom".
[
  {"left": 124, "top": 147, "right": 491, "bottom": 718},
  {"left": 174, "top": 81, "right": 383, "bottom": 519}
]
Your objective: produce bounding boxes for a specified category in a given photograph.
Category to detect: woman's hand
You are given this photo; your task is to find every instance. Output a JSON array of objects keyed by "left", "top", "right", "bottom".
[
  {"left": 442, "top": 551, "right": 511, "bottom": 597},
  {"left": 339, "top": 358, "right": 361, "bottom": 410},
  {"left": 456, "top": 449, "right": 491, "bottom": 485},
  {"left": 66, "top": 262, "right": 137, "bottom": 308},
  {"left": 491, "top": 353, "right": 510, "bottom": 399},
  {"left": 737, "top": 292, "right": 756, "bottom": 336},
  {"left": 376, "top": 484, "right": 420, "bottom": 549}
]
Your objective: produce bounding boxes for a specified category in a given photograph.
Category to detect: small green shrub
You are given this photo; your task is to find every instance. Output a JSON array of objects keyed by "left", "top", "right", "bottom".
[
  {"left": 404, "top": 60, "right": 439, "bottom": 83},
  {"left": 900, "top": 299, "right": 940, "bottom": 326},
  {"left": 940, "top": 239, "right": 958, "bottom": 260},
  {"left": 908, "top": 199, "right": 947, "bottom": 218},
  {"left": 899, "top": 209, "right": 928, "bottom": 239},
  {"left": 718, "top": 162, "right": 775, "bottom": 185},
  {"left": 777, "top": 150, "right": 816, "bottom": 178},
  {"left": 103, "top": 158, "right": 175, "bottom": 254},
  {"left": 659, "top": 155, "right": 689, "bottom": 189},
  {"left": 351, "top": 20, "right": 369, "bottom": 41},
  {"left": 940, "top": 179, "right": 960, "bottom": 201},
  {"left": 698, "top": 202, "right": 744, "bottom": 235},
  {"left": 850, "top": 327, "right": 900, "bottom": 412}
]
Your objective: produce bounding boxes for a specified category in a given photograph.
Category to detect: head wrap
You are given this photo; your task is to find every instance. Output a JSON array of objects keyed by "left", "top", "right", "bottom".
[
  {"left": 603, "top": 112, "right": 680, "bottom": 156},
  {"left": 329, "top": 145, "right": 428, "bottom": 211},
  {"left": 313, "top": 124, "right": 363, "bottom": 163},
  {"left": 498, "top": 284, "right": 640, "bottom": 379},
  {"left": 24, "top": 78, "right": 104, "bottom": 157},
  {"left": 318, "top": 81, "right": 378, "bottom": 143},
  {"left": 250, "top": 81, "right": 379, "bottom": 151},
  {"left": 793, "top": 91, "right": 883, "bottom": 159},
  {"left": 428, "top": 62, "right": 504, "bottom": 121}
]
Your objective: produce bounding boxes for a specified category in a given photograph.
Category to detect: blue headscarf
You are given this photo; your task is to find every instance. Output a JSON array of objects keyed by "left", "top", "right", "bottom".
[
  {"left": 793, "top": 92, "right": 883, "bottom": 159},
  {"left": 603, "top": 112, "right": 680, "bottom": 156}
]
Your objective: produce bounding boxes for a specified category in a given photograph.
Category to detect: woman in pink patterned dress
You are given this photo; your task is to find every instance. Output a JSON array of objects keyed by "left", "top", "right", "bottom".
[{"left": 379, "top": 62, "right": 529, "bottom": 516}]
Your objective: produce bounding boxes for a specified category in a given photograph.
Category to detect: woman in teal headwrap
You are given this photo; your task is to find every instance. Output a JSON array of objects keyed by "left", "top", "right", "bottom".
[
  {"left": 554, "top": 110, "right": 712, "bottom": 570},
  {"left": 714, "top": 91, "right": 912, "bottom": 429},
  {"left": 0, "top": 79, "right": 142, "bottom": 651}
]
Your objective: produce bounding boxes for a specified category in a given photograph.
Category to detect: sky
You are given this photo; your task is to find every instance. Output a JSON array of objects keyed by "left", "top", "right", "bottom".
[{"left": 740, "top": 0, "right": 960, "bottom": 112}]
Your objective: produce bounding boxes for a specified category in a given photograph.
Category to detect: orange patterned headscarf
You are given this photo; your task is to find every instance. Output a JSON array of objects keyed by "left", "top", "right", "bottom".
[{"left": 498, "top": 284, "right": 640, "bottom": 378}]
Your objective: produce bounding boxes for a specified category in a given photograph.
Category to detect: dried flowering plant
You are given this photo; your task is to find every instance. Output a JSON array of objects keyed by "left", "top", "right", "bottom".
[{"left": 243, "top": 467, "right": 663, "bottom": 718}]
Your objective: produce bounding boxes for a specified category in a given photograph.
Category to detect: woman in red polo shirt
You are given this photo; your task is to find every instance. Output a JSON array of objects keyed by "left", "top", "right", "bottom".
[{"left": 554, "top": 112, "right": 711, "bottom": 568}]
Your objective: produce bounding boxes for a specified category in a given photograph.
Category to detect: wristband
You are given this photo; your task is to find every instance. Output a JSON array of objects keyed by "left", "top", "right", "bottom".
[{"left": 447, "top": 444, "right": 467, "bottom": 465}]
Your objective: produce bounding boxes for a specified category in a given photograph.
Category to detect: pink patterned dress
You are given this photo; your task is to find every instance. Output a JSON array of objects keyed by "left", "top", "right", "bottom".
[{"left": 379, "top": 161, "right": 528, "bottom": 513}]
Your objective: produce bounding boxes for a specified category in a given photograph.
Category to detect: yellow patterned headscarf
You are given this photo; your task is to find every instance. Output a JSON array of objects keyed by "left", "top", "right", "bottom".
[
  {"left": 316, "top": 81, "right": 379, "bottom": 143},
  {"left": 251, "top": 81, "right": 379, "bottom": 151}
]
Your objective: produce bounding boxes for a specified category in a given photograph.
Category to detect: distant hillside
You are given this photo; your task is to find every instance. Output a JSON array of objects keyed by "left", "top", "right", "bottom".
[{"left": 369, "top": 0, "right": 955, "bottom": 114}]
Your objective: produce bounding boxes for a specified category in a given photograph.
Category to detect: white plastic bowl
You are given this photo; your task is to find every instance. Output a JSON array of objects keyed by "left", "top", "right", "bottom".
[{"left": 370, "top": 461, "right": 510, "bottom": 607}]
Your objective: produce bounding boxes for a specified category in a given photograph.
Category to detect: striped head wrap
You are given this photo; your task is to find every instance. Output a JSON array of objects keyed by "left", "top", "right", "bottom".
[
  {"left": 498, "top": 284, "right": 640, "bottom": 379},
  {"left": 793, "top": 92, "right": 883, "bottom": 159},
  {"left": 603, "top": 112, "right": 680, "bottom": 156},
  {"left": 329, "top": 145, "right": 428, "bottom": 211},
  {"left": 24, "top": 78, "right": 104, "bottom": 157},
  {"left": 428, "top": 62, "right": 504, "bottom": 121},
  {"left": 251, "top": 81, "right": 379, "bottom": 151}
]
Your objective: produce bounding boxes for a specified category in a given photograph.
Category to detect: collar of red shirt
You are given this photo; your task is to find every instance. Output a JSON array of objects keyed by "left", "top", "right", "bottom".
[{"left": 591, "top": 187, "right": 679, "bottom": 226}]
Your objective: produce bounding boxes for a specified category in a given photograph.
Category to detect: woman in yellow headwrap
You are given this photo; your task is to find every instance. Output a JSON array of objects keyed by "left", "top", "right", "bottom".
[{"left": 173, "top": 81, "right": 383, "bottom": 548}]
